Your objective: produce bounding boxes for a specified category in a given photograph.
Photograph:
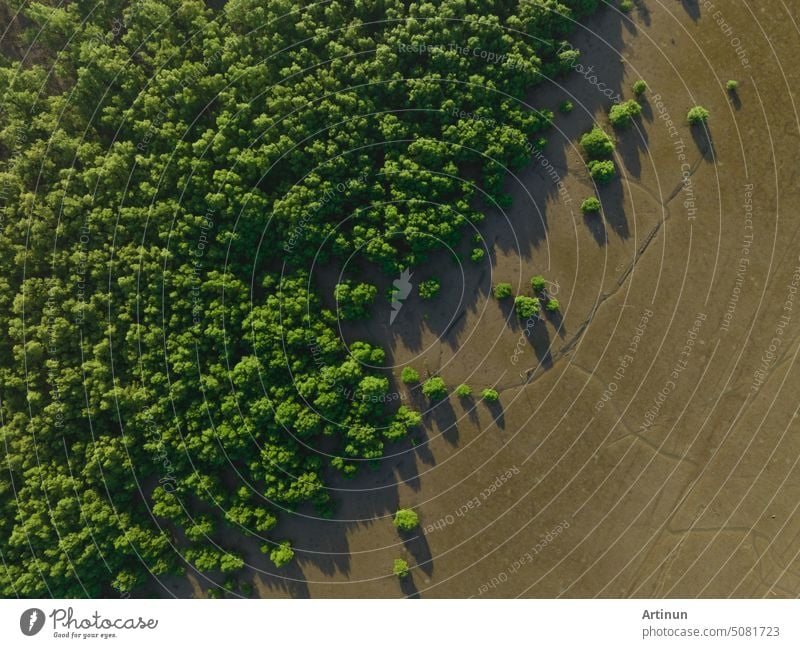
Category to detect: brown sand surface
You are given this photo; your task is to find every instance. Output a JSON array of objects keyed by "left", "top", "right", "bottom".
[{"left": 169, "top": 0, "right": 800, "bottom": 598}]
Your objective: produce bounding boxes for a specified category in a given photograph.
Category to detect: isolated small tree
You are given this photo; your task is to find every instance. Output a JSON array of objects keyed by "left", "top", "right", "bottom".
[
  {"left": 546, "top": 298, "right": 561, "bottom": 312},
  {"left": 422, "top": 376, "right": 447, "bottom": 401},
  {"left": 470, "top": 248, "right": 485, "bottom": 263},
  {"left": 632, "top": 79, "right": 648, "bottom": 97},
  {"left": 401, "top": 366, "right": 420, "bottom": 384},
  {"left": 393, "top": 558, "right": 410, "bottom": 578},
  {"left": 580, "top": 126, "right": 615, "bottom": 158},
  {"left": 481, "top": 388, "right": 500, "bottom": 402},
  {"left": 515, "top": 295, "right": 541, "bottom": 319},
  {"left": 455, "top": 383, "right": 473, "bottom": 397},
  {"left": 588, "top": 159, "right": 616, "bottom": 184},
  {"left": 687, "top": 105, "right": 710, "bottom": 125},
  {"left": 530, "top": 275, "right": 547, "bottom": 292},
  {"left": 418, "top": 278, "right": 441, "bottom": 299},
  {"left": 394, "top": 508, "right": 420, "bottom": 532},
  {"left": 608, "top": 99, "right": 642, "bottom": 128},
  {"left": 581, "top": 197, "right": 602, "bottom": 214},
  {"left": 726, "top": 79, "right": 739, "bottom": 92},
  {"left": 620, "top": 0, "right": 633, "bottom": 12},
  {"left": 559, "top": 100, "right": 574, "bottom": 113},
  {"left": 494, "top": 282, "right": 513, "bottom": 299},
  {"left": 268, "top": 541, "right": 294, "bottom": 568}
]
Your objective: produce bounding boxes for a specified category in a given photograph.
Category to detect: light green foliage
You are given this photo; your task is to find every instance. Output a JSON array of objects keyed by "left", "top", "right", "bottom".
[
  {"left": 422, "top": 377, "right": 448, "bottom": 401},
  {"left": 455, "top": 384, "right": 473, "bottom": 397},
  {"left": 515, "top": 296, "right": 542, "bottom": 319},
  {"left": 588, "top": 159, "right": 616, "bottom": 184},
  {"left": 470, "top": 248, "right": 486, "bottom": 263},
  {"left": 401, "top": 366, "right": 420, "bottom": 384},
  {"left": 419, "top": 279, "right": 441, "bottom": 299},
  {"left": 726, "top": 79, "right": 739, "bottom": 92},
  {"left": 546, "top": 298, "right": 561, "bottom": 312},
  {"left": 581, "top": 197, "right": 602, "bottom": 213},
  {"left": 580, "top": 126, "right": 615, "bottom": 158},
  {"left": 269, "top": 541, "right": 295, "bottom": 568},
  {"left": 393, "top": 558, "right": 410, "bottom": 578},
  {"left": 687, "top": 105, "right": 710, "bottom": 125},
  {"left": 481, "top": 388, "right": 500, "bottom": 402},
  {"left": 393, "top": 509, "right": 420, "bottom": 532},
  {"left": 494, "top": 282, "right": 513, "bottom": 299},
  {"left": 608, "top": 99, "right": 642, "bottom": 128},
  {"left": 530, "top": 275, "right": 547, "bottom": 292},
  {"left": 620, "top": 0, "right": 633, "bottom": 12}
]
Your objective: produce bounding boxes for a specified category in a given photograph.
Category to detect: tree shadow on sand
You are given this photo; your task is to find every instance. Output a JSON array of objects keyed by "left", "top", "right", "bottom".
[{"left": 691, "top": 122, "right": 716, "bottom": 162}]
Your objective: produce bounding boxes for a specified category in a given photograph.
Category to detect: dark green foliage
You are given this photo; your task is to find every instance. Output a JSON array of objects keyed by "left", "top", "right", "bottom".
[
  {"left": 581, "top": 197, "right": 602, "bottom": 213},
  {"left": 632, "top": 80, "right": 648, "bottom": 97},
  {"left": 515, "top": 296, "right": 542, "bottom": 319},
  {"left": 470, "top": 248, "right": 486, "bottom": 263},
  {"left": 588, "top": 159, "right": 617, "bottom": 184},
  {"left": 393, "top": 509, "right": 420, "bottom": 532},
  {"left": 608, "top": 100, "right": 642, "bottom": 128},
  {"left": 422, "top": 377, "right": 448, "bottom": 401},
  {"left": 335, "top": 281, "right": 377, "bottom": 319},
  {"left": 0, "top": 0, "right": 603, "bottom": 596},
  {"left": 419, "top": 279, "right": 441, "bottom": 299},
  {"left": 559, "top": 100, "right": 574, "bottom": 113},
  {"left": 580, "top": 126, "right": 615, "bottom": 158}
]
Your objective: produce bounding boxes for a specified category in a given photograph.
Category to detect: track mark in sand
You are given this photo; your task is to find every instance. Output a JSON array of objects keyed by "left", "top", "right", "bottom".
[{"left": 517, "top": 158, "right": 702, "bottom": 386}]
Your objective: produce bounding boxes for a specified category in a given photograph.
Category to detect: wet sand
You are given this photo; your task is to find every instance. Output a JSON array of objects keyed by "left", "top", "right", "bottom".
[{"left": 169, "top": 0, "right": 800, "bottom": 598}]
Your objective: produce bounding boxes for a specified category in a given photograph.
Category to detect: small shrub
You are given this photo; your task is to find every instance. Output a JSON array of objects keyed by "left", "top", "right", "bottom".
[
  {"left": 393, "top": 558, "right": 410, "bottom": 578},
  {"left": 530, "top": 275, "right": 547, "bottom": 292},
  {"left": 608, "top": 99, "right": 642, "bottom": 128},
  {"left": 687, "top": 105, "right": 710, "bottom": 125},
  {"left": 632, "top": 79, "right": 648, "bottom": 97},
  {"left": 493, "top": 282, "right": 513, "bottom": 299},
  {"left": 455, "top": 383, "right": 472, "bottom": 397},
  {"left": 726, "top": 79, "right": 739, "bottom": 92},
  {"left": 470, "top": 247, "right": 485, "bottom": 263},
  {"left": 481, "top": 388, "right": 499, "bottom": 402},
  {"left": 558, "top": 100, "right": 574, "bottom": 113},
  {"left": 580, "top": 126, "right": 615, "bottom": 159},
  {"left": 546, "top": 298, "right": 560, "bottom": 312},
  {"left": 422, "top": 376, "right": 447, "bottom": 401},
  {"left": 620, "top": 0, "right": 633, "bottom": 12},
  {"left": 418, "top": 278, "right": 440, "bottom": 299},
  {"left": 393, "top": 508, "right": 420, "bottom": 532},
  {"left": 515, "top": 295, "right": 541, "bottom": 319},
  {"left": 581, "top": 197, "right": 602, "bottom": 214},
  {"left": 400, "top": 366, "right": 420, "bottom": 384},
  {"left": 588, "top": 159, "right": 616, "bottom": 184}
]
